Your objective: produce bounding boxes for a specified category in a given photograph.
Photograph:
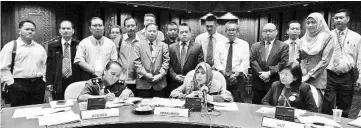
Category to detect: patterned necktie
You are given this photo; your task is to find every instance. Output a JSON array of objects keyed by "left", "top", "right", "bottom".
[
  {"left": 181, "top": 42, "right": 187, "bottom": 68},
  {"left": 289, "top": 41, "right": 296, "bottom": 62},
  {"left": 206, "top": 35, "right": 214, "bottom": 66},
  {"left": 225, "top": 41, "right": 234, "bottom": 75},
  {"left": 333, "top": 31, "right": 344, "bottom": 66},
  {"left": 149, "top": 42, "right": 153, "bottom": 52},
  {"left": 265, "top": 41, "right": 271, "bottom": 61},
  {"left": 62, "top": 42, "right": 72, "bottom": 78}
]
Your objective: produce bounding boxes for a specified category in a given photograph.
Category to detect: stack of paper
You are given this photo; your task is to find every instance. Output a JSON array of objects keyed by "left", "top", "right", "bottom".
[
  {"left": 348, "top": 117, "right": 361, "bottom": 127},
  {"left": 12, "top": 107, "right": 43, "bottom": 118},
  {"left": 256, "top": 107, "right": 306, "bottom": 116},
  {"left": 38, "top": 110, "right": 80, "bottom": 126},
  {"left": 150, "top": 98, "right": 185, "bottom": 108}
]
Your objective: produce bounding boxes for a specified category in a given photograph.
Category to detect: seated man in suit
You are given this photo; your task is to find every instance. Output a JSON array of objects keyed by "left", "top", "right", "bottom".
[
  {"left": 168, "top": 23, "right": 203, "bottom": 97},
  {"left": 134, "top": 23, "right": 170, "bottom": 98},
  {"left": 250, "top": 23, "right": 289, "bottom": 104},
  {"left": 78, "top": 61, "right": 134, "bottom": 101},
  {"left": 46, "top": 20, "right": 81, "bottom": 100}
]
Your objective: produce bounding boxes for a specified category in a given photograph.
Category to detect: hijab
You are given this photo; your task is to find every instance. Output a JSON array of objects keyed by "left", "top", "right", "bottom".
[
  {"left": 300, "top": 12, "right": 331, "bottom": 55},
  {"left": 191, "top": 62, "right": 213, "bottom": 91}
]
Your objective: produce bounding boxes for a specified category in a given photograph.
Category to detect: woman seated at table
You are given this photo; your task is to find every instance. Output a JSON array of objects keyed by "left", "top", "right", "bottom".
[
  {"left": 170, "top": 62, "right": 233, "bottom": 102},
  {"left": 261, "top": 62, "right": 318, "bottom": 112}
]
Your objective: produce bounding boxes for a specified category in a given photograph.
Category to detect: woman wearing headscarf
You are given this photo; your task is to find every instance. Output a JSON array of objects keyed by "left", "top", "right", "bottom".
[
  {"left": 299, "top": 12, "right": 334, "bottom": 91},
  {"left": 170, "top": 62, "right": 233, "bottom": 102},
  {"left": 262, "top": 62, "right": 319, "bottom": 112}
]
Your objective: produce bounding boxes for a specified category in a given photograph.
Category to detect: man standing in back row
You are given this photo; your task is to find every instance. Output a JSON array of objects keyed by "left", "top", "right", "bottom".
[
  {"left": 195, "top": 15, "right": 227, "bottom": 67},
  {"left": 137, "top": 13, "right": 165, "bottom": 42},
  {"left": 323, "top": 9, "right": 361, "bottom": 117},
  {"left": 284, "top": 20, "right": 302, "bottom": 62}
]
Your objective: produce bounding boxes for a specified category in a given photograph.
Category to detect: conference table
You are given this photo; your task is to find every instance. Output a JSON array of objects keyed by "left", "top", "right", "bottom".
[{"left": 1, "top": 100, "right": 357, "bottom": 128}]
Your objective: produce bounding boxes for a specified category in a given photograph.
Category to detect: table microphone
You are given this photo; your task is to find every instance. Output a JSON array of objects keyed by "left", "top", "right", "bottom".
[{"left": 201, "top": 85, "right": 208, "bottom": 102}]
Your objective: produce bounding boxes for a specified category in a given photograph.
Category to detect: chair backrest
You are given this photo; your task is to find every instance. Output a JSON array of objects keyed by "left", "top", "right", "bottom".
[
  {"left": 184, "top": 70, "right": 227, "bottom": 89},
  {"left": 64, "top": 81, "right": 87, "bottom": 100}
]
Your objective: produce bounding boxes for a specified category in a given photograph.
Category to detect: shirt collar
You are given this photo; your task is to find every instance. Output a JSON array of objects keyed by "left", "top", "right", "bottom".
[
  {"left": 17, "top": 37, "right": 35, "bottom": 46},
  {"left": 123, "top": 33, "right": 140, "bottom": 43},
  {"left": 336, "top": 27, "right": 348, "bottom": 34},
  {"left": 226, "top": 38, "right": 238, "bottom": 44},
  {"left": 179, "top": 40, "right": 190, "bottom": 46},
  {"left": 61, "top": 38, "right": 72, "bottom": 46},
  {"left": 206, "top": 32, "right": 218, "bottom": 38},
  {"left": 147, "top": 39, "right": 157, "bottom": 46},
  {"left": 90, "top": 36, "right": 104, "bottom": 45},
  {"left": 265, "top": 39, "right": 275, "bottom": 45},
  {"left": 287, "top": 38, "right": 300, "bottom": 44}
]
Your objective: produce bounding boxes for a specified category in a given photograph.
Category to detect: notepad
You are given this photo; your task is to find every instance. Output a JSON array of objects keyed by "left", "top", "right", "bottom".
[
  {"left": 348, "top": 117, "right": 361, "bottom": 127},
  {"left": 38, "top": 110, "right": 80, "bottom": 126},
  {"left": 12, "top": 107, "right": 43, "bottom": 118}
]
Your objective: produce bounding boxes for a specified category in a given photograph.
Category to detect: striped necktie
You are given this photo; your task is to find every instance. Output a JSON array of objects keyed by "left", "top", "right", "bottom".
[
  {"left": 206, "top": 35, "right": 214, "bottom": 66},
  {"left": 62, "top": 42, "right": 72, "bottom": 78}
]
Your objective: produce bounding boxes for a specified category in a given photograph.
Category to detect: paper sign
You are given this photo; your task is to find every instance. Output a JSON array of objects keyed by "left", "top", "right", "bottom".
[
  {"left": 80, "top": 108, "right": 119, "bottom": 120},
  {"left": 154, "top": 107, "right": 189, "bottom": 117},
  {"left": 261, "top": 117, "right": 304, "bottom": 128}
]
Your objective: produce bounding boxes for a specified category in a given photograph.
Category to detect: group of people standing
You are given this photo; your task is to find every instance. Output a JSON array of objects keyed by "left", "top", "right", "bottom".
[{"left": 0, "top": 8, "right": 360, "bottom": 118}]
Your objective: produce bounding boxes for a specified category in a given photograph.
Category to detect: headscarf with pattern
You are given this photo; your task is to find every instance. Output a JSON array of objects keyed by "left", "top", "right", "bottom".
[{"left": 191, "top": 62, "right": 213, "bottom": 91}]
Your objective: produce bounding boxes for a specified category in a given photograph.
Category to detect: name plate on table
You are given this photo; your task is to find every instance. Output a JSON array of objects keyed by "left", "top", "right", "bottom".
[
  {"left": 154, "top": 107, "right": 189, "bottom": 117},
  {"left": 81, "top": 108, "right": 119, "bottom": 120},
  {"left": 262, "top": 117, "right": 304, "bottom": 128}
]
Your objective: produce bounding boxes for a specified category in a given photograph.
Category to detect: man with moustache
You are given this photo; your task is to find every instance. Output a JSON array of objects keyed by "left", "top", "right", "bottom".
[
  {"left": 136, "top": 13, "right": 165, "bottom": 42},
  {"left": 75, "top": 17, "right": 118, "bottom": 80},
  {"left": 323, "top": 9, "right": 361, "bottom": 117},
  {"left": 214, "top": 21, "right": 250, "bottom": 102},
  {"left": 0, "top": 20, "right": 47, "bottom": 106},
  {"left": 168, "top": 23, "right": 203, "bottom": 97},
  {"left": 46, "top": 20, "right": 81, "bottom": 100},
  {"left": 134, "top": 23, "right": 170, "bottom": 98},
  {"left": 250, "top": 23, "right": 289, "bottom": 104},
  {"left": 195, "top": 15, "right": 227, "bottom": 67},
  {"left": 118, "top": 17, "right": 140, "bottom": 96},
  {"left": 164, "top": 22, "right": 179, "bottom": 45},
  {"left": 284, "top": 21, "right": 302, "bottom": 62}
]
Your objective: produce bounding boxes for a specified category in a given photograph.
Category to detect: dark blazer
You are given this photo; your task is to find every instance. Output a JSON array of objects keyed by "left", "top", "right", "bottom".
[
  {"left": 168, "top": 40, "right": 204, "bottom": 91},
  {"left": 250, "top": 40, "right": 289, "bottom": 91},
  {"left": 46, "top": 39, "right": 81, "bottom": 97},
  {"left": 261, "top": 81, "right": 318, "bottom": 112},
  {"left": 134, "top": 39, "right": 170, "bottom": 91}
]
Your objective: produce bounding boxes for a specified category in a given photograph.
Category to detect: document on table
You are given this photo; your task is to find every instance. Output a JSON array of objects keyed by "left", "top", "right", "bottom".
[
  {"left": 208, "top": 102, "right": 239, "bottom": 111},
  {"left": 12, "top": 107, "right": 43, "bottom": 118},
  {"left": 49, "top": 100, "right": 74, "bottom": 108},
  {"left": 297, "top": 116, "right": 341, "bottom": 128},
  {"left": 256, "top": 107, "right": 306, "bottom": 116},
  {"left": 38, "top": 110, "right": 80, "bottom": 126},
  {"left": 348, "top": 117, "right": 361, "bottom": 127},
  {"left": 150, "top": 97, "right": 185, "bottom": 108}
]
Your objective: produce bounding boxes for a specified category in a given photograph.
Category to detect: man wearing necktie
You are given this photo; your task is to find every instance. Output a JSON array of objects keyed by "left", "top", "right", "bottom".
[
  {"left": 250, "top": 23, "right": 289, "bottom": 104},
  {"left": 136, "top": 13, "right": 165, "bottom": 42},
  {"left": 134, "top": 23, "right": 170, "bottom": 98},
  {"left": 214, "top": 21, "right": 250, "bottom": 102},
  {"left": 46, "top": 20, "right": 81, "bottom": 100},
  {"left": 323, "top": 9, "right": 361, "bottom": 117},
  {"left": 195, "top": 15, "right": 227, "bottom": 68},
  {"left": 74, "top": 17, "right": 118, "bottom": 80},
  {"left": 168, "top": 23, "right": 203, "bottom": 97},
  {"left": 284, "top": 21, "right": 301, "bottom": 63}
]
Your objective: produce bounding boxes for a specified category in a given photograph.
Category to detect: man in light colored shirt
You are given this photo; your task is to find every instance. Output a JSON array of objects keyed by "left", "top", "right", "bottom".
[
  {"left": 46, "top": 20, "right": 81, "bottom": 100},
  {"left": 250, "top": 23, "right": 289, "bottom": 104},
  {"left": 195, "top": 15, "right": 227, "bottom": 67},
  {"left": 109, "top": 25, "right": 123, "bottom": 54},
  {"left": 284, "top": 20, "right": 301, "bottom": 62},
  {"left": 74, "top": 17, "right": 118, "bottom": 80},
  {"left": 134, "top": 23, "right": 170, "bottom": 98},
  {"left": 323, "top": 9, "right": 361, "bottom": 117},
  {"left": 214, "top": 21, "right": 249, "bottom": 102},
  {"left": 136, "top": 13, "right": 165, "bottom": 42},
  {"left": 0, "top": 20, "right": 47, "bottom": 106},
  {"left": 118, "top": 17, "right": 140, "bottom": 96}
]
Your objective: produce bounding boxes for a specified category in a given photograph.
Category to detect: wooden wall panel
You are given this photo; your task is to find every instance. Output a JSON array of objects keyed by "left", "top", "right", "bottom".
[
  {"left": 1, "top": 3, "right": 16, "bottom": 49},
  {"left": 104, "top": 8, "right": 118, "bottom": 38},
  {"left": 259, "top": 13, "right": 268, "bottom": 41},
  {"left": 238, "top": 15, "right": 258, "bottom": 46},
  {"left": 119, "top": 8, "right": 132, "bottom": 32},
  {"left": 281, "top": 10, "right": 294, "bottom": 41}
]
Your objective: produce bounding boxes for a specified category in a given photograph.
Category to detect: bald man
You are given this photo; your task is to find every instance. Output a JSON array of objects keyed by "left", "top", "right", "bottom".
[{"left": 250, "top": 23, "right": 289, "bottom": 104}]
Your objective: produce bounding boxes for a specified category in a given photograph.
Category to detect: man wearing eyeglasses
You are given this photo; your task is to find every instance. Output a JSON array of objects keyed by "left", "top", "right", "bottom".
[
  {"left": 250, "top": 23, "right": 289, "bottom": 104},
  {"left": 75, "top": 17, "right": 118, "bottom": 80},
  {"left": 323, "top": 9, "right": 361, "bottom": 118}
]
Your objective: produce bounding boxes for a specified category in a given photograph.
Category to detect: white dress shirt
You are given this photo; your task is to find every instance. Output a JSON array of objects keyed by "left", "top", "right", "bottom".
[
  {"left": 179, "top": 40, "right": 190, "bottom": 54},
  {"left": 284, "top": 38, "right": 300, "bottom": 62},
  {"left": 195, "top": 32, "right": 227, "bottom": 63},
  {"left": 214, "top": 38, "right": 250, "bottom": 75}
]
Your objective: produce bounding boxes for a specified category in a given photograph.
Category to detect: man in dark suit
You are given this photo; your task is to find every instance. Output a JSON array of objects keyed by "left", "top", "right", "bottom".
[
  {"left": 164, "top": 22, "right": 179, "bottom": 45},
  {"left": 134, "top": 23, "right": 170, "bottom": 98},
  {"left": 46, "top": 20, "right": 81, "bottom": 100},
  {"left": 167, "top": 23, "right": 203, "bottom": 97},
  {"left": 250, "top": 23, "right": 289, "bottom": 104}
]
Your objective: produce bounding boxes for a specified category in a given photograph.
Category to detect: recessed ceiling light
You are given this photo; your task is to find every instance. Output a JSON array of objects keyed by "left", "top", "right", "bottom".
[
  {"left": 303, "top": 4, "right": 308, "bottom": 6},
  {"left": 247, "top": 10, "right": 252, "bottom": 12},
  {"left": 133, "top": 5, "right": 138, "bottom": 7}
]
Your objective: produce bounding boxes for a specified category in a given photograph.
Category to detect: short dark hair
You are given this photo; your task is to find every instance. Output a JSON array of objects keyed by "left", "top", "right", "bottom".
[
  {"left": 288, "top": 20, "right": 301, "bottom": 28},
  {"left": 59, "top": 20, "right": 74, "bottom": 28},
  {"left": 280, "top": 62, "right": 302, "bottom": 83},
  {"left": 89, "top": 17, "right": 103, "bottom": 26},
  {"left": 145, "top": 23, "right": 158, "bottom": 30},
  {"left": 335, "top": 9, "right": 351, "bottom": 17},
  {"left": 205, "top": 15, "right": 217, "bottom": 24},
  {"left": 179, "top": 23, "right": 191, "bottom": 31},
  {"left": 123, "top": 17, "right": 138, "bottom": 26},
  {"left": 110, "top": 25, "right": 122, "bottom": 33},
  {"left": 105, "top": 61, "right": 122, "bottom": 70},
  {"left": 19, "top": 20, "right": 36, "bottom": 29},
  {"left": 144, "top": 13, "right": 155, "bottom": 19},
  {"left": 166, "top": 22, "right": 178, "bottom": 31}
]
